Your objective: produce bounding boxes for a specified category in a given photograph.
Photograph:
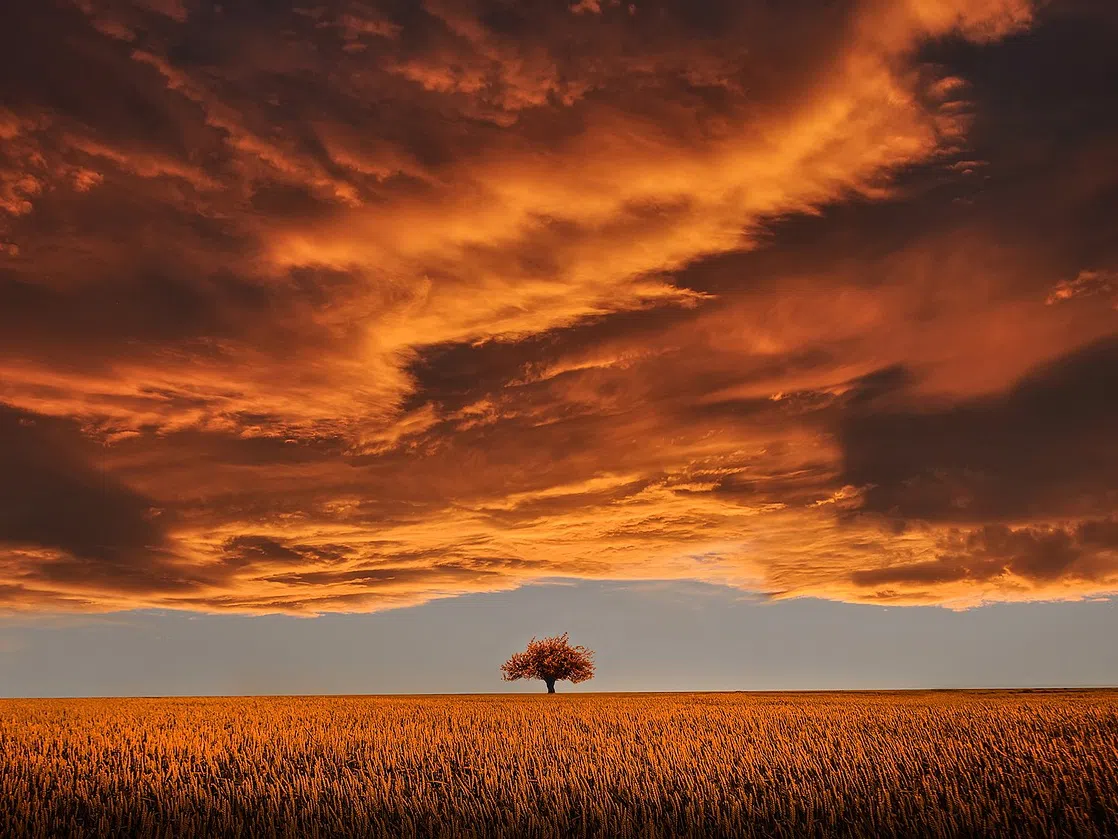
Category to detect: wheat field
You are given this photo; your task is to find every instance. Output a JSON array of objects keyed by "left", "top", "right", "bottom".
[{"left": 0, "top": 690, "right": 1115, "bottom": 837}]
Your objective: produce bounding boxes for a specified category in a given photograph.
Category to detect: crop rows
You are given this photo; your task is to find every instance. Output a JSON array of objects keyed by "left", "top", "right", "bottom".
[{"left": 1, "top": 690, "right": 1116, "bottom": 837}]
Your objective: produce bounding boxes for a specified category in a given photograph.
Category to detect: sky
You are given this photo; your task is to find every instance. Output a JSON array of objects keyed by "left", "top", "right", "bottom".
[
  {"left": 0, "top": 0, "right": 1116, "bottom": 694},
  {"left": 4, "top": 582, "right": 1118, "bottom": 696}
]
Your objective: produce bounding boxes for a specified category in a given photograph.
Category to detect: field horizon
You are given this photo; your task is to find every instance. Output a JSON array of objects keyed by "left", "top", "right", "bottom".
[
  {"left": 4, "top": 690, "right": 1116, "bottom": 837},
  {"left": 6, "top": 685, "right": 1118, "bottom": 700}
]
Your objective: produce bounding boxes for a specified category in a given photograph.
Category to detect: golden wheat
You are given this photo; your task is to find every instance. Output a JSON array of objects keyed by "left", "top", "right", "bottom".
[{"left": 0, "top": 690, "right": 1115, "bottom": 837}]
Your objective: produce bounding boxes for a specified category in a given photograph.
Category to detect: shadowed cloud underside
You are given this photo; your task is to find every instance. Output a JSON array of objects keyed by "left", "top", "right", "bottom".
[{"left": 1, "top": 0, "right": 1116, "bottom": 614}]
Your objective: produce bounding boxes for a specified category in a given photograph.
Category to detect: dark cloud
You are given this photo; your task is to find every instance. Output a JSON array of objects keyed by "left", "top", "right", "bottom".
[
  {"left": 222, "top": 536, "right": 352, "bottom": 567},
  {"left": 918, "top": 0, "right": 1118, "bottom": 278},
  {"left": 851, "top": 518, "right": 1118, "bottom": 589},
  {"left": 0, "top": 405, "right": 166, "bottom": 560},
  {"left": 840, "top": 337, "right": 1118, "bottom": 523},
  {"left": 0, "top": 0, "right": 220, "bottom": 162},
  {"left": 2, "top": 0, "right": 1117, "bottom": 613},
  {"left": 844, "top": 365, "right": 916, "bottom": 407}
]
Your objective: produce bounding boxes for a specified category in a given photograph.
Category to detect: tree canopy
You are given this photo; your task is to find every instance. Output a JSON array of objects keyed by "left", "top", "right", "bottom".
[{"left": 500, "top": 633, "right": 595, "bottom": 693}]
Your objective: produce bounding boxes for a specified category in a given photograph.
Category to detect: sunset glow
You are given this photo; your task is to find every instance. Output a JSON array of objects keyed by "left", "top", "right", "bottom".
[{"left": 2, "top": 0, "right": 1116, "bottom": 616}]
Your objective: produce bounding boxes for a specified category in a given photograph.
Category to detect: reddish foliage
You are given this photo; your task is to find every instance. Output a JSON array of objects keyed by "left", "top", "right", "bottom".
[{"left": 501, "top": 632, "right": 595, "bottom": 692}]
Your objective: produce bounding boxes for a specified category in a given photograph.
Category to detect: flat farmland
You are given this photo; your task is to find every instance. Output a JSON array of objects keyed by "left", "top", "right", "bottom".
[{"left": 1, "top": 690, "right": 1116, "bottom": 837}]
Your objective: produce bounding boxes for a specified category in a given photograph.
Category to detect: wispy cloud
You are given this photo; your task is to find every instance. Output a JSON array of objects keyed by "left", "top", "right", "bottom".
[{"left": 1, "top": 0, "right": 1117, "bottom": 613}]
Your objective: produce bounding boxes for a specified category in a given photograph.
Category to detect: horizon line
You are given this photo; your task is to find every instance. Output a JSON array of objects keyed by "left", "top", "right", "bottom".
[{"left": 4, "top": 686, "right": 1117, "bottom": 701}]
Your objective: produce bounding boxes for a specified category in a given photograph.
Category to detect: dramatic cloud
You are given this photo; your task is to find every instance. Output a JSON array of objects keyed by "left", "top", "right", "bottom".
[
  {"left": 1, "top": 0, "right": 1116, "bottom": 613},
  {"left": 841, "top": 337, "right": 1118, "bottom": 524}
]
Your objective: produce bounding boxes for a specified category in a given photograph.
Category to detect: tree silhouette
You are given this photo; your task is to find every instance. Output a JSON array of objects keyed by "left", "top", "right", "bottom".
[{"left": 501, "top": 632, "right": 595, "bottom": 693}]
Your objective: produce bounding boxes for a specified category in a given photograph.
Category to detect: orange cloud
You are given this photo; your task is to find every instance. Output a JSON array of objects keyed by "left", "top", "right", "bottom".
[{"left": 2, "top": 0, "right": 1118, "bottom": 614}]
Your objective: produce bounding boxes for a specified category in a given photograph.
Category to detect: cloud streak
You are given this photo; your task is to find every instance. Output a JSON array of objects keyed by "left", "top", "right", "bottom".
[{"left": 1, "top": 0, "right": 1116, "bottom": 613}]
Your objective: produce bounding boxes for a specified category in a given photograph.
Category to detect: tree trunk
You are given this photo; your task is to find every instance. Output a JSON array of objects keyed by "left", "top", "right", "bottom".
[{"left": 545, "top": 678, "right": 556, "bottom": 694}]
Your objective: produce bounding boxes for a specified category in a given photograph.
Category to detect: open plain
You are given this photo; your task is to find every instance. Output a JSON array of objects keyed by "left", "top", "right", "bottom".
[{"left": 1, "top": 690, "right": 1116, "bottom": 837}]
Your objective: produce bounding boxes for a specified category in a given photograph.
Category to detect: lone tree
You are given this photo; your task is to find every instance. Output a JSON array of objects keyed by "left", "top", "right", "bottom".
[{"left": 501, "top": 632, "right": 595, "bottom": 693}]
